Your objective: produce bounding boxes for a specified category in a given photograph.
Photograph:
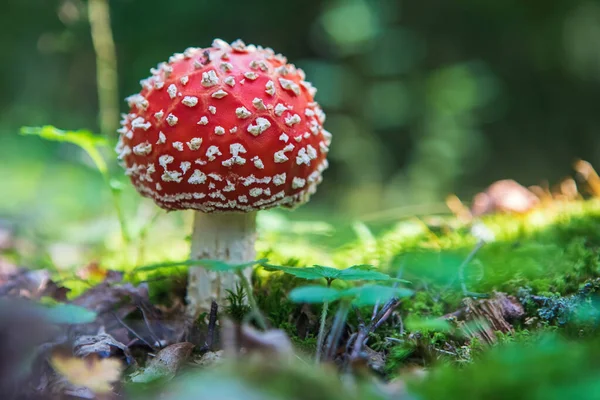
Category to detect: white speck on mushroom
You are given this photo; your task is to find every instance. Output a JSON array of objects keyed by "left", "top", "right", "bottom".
[
  {"left": 221, "top": 143, "right": 247, "bottom": 167},
  {"left": 172, "top": 141, "right": 184, "bottom": 151},
  {"left": 223, "top": 180, "right": 236, "bottom": 192},
  {"left": 285, "top": 114, "right": 301, "bottom": 126},
  {"left": 247, "top": 117, "right": 271, "bottom": 136},
  {"left": 180, "top": 75, "right": 189, "bottom": 85},
  {"left": 167, "top": 84, "right": 177, "bottom": 99},
  {"left": 308, "top": 171, "right": 320, "bottom": 183},
  {"left": 214, "top": 126, "right": 225, "bottom": 135},
  {"left": 278, "top": 78, "right": 300, "bottom": 95},
  {"left": 197, "top": 116, "right": 209, "bottom": 125},
  {"left": 208, "top": 106, "right": 217, "bottom": 114},
  {"left": 231, "top": 39, "right": 247, "bottom": 52},
  {"left": 193, "top": 60, "right": 203, "bottom": 69},
  {"left": 224, "top": 76, "right": 235, "bottom": 87},
  {"left": 161, "top": 170, "right": 182, "bottom": 182},
  {"left": 236, "top": 107, "right": 252, "bottom": 119},
  {"left": 195, "top": 158, "right": 207, "bottom": 165},
  {"left": 306, "top": 144, "right": 317, "bottom": 159},
  {"left": 220, "top": 62, "right": 233, "bottom": 72},
  {"left": 292, "top": 177, "right": 306, "bottom": 189},
  {"left": 156, "top": 131, "right": 166, "bottom": 144},
  {"left": 251, "top": 156, "right": 264, "bottom": 169},
  {"left": 133, "top": 141, "right": 152, "bottom": 156},
  {"left": 279, "top": 133, "right": 289, "bottom": 142},
  {"left": 206, "top": 145, "right": 222, "bottom": 161},
  {"left": 125, "top": 130, "right": 134, "bottom": 139},
  {"left": 201, "top": 70, "right": 220, "bottom": 87},
  {"left": 154, "top": 81, "right": 164, "bottom": 89},
  {"left": 322, "top": 129, "right": 332, "bottom": 145},
  {"left": 274, "top": 151, "right": 288, "bottom": 163},
  {"left": 208, "top": 183, "right": 216, "bottom": 190},
  {"left": 154, "top": 110, "right": 165, "bottom": 120},
  {"left": 252, "top": 98, "right": 266, "bottom": 110},
  {"left": 212, "top": 89, "right": 228, "bottom": 99},
  {"left": 273, "top": 173, "right": 286, "bottom": 186},
  {"left": 265, "top": 80, "right": 276, "bottom": 96},
  {"left": 276, "top": 66, "right": 289, "bottom": 75},
  {"left": 188, "top": 170, "right": 207, "bottom": 184},
  {"left": 182, "top": 96, "right": 199, "bottom": 107},
  {"left": 126, "top": 94, "right": 149, "bottom": 110},
  {"left": 158, "top": 154, "right": 174, "bottom": 169},
  {"left": 131, "top": 117, "right": 151, "bottom": 131},
  {"left": 296, "top": 148, "right": 311, "bottom": 165},
  {"left": 249, "top": 188, "right": 263, "bottom": 197},
  {"left": 230, "top": 127, "right": 238, "bottom": 134},
  {"left": 163, "top": 65, "right": 173, "bottom": 78},
  {"left": 156, "top": 182, "right": 162, "bottom": 191},
  {"left": 187, "top": 137, "right": 203, "bottom": 150},
  {"left": 166, "top": 113, "right": 179, "bottom": 126},
  {"left": 180, "top": 161, "right": 191, "bottom": 174},
  {"left": 316, "top": 108, "right": 327, "bottom": 124},
  {"left": 319, "top": 141, "right": 329, "bottom": 153},
  {"left": 244, "top": 71, "right": 258, "bottom": 80},
  {"left": 274, "top": 103, "right": 287, "bottom": 116},
  {"left": 213, "top": 38, "right": 231, "bottom": 51},
  {"left": 305, "top": 108, "right": 315, "bottom": 117},
  {"left": 294, "top": 136, "right": 302, "bottom": 142},
  {"left": 208, "top": 173, "right": 223, "bottom": 181},
  {"left": 238, "top": 195, "right": 248, "bottom": 203},
  {"left": 303, "top": 132, "right": 310, "bottom": 139},
  {"left": 301, "top": 80, "right": 317, "bottom": 97}
]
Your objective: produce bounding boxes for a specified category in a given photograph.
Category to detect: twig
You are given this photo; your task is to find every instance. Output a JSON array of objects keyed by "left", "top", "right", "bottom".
[
  {"left": 137, "top": 303, "right": 163, "bottom": 349},
  {"left": 112, "top": 312, "right": 155, "bottom": 350},
  {"left": 206, "top": 300, "right": 218, "bottom": 350},
  {"left": 372, "top": 300, "right": 400, "bottom": 332}
]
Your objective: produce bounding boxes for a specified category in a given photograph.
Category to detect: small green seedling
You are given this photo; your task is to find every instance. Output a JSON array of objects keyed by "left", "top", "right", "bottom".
[
  {"left": 135, "top": 258, "right": 269, "bottom": 329},
  {"left": 264, "top": 262, "right": 409, "bottom": 362},
  {"left": 20, "top": 125, "right": 129, "bottom": 244}
]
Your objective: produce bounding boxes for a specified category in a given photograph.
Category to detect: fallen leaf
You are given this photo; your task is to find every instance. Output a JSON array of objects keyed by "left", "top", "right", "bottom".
[
  {"left": 50, "top": 350, "right": 123, "bottom": 394},
  {"left": 130, "top": 342, "right": 194, "bottom": 383}
]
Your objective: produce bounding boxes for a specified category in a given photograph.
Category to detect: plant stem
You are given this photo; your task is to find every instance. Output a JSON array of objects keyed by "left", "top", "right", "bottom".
[
  {"left": 315, "top": 280, "right": 333, "bottom": 363},
  {"left": 87, "top": 0, "right": 130, "bottom": 246},
  {"left": 236, "top": 269, "right": 267, "bottom": 330},
  {"left": 458, "top": 239, "right": 485, "bottom": 296},
  {"left": 88, "top": 0, "right": 119, "bottom": 141},
  {"left": 324, "top": 300, "right": 351, "bottom": 361}
]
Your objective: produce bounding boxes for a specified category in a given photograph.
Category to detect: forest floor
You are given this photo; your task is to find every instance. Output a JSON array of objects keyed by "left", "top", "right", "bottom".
[{"left": 3, "top": 176, "right": 600, "bottom": 400}]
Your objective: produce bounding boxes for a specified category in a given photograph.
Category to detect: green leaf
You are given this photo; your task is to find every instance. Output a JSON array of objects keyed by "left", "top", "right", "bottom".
[
  {"left": 262, "top": 262, "right": 396, "bottom": 282},
  {"left": 20, "top": 125, "right": 108, "bottom": 147},
  {"left": 344, "top": 285, "right": 414, "bottom": 306},
  {"left": 337, "top": 265, "right": 394, "bottom": 281},
  {"left": 289, "top": 286, "right": 342, "bottom": 303},
  {"left": 20, "top": 126, "right": 109, "bottom": 174},
  {"left": 135, "top": 259, "right": 267, "bottom": 273},
  {"left": 405, "top": 317, "right": 452, "bottom": 333},
  {"left": 44, "top": 304, "right": 97, "bottom": 324}
]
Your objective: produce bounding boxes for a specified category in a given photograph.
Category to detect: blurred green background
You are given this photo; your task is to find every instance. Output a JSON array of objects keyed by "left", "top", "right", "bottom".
[{"left": 2, "top": 0, "right": 600, "bottom": 223}]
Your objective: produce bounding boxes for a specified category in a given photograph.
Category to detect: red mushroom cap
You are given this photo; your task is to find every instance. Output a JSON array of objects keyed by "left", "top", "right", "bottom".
[{"left": 116, "top": 39, "right": 331, "bottom": 212}]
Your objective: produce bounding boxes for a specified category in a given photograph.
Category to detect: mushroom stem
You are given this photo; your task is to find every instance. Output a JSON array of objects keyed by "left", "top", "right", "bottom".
[{"left": 187, "top": 211, "right": 257, "bottom": 317}]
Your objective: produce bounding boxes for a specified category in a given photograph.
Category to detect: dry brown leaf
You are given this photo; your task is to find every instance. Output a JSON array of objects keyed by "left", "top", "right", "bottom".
[{"left": 50, "top": 351, "right": 123, "bottom": 394}]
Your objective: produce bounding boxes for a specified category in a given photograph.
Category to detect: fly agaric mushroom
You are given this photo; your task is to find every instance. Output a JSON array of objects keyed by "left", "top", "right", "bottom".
[{"left": 116, "top": 39, "right": 331, "bottom": 316}]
